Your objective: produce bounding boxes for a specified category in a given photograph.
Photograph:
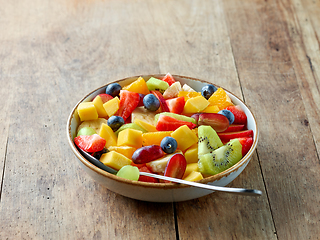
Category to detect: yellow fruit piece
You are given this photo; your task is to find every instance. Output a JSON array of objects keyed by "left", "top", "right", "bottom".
[
  {"left": 117, "top": 128, "right": 142, "bottom": 149},
  {"left": 92, "top": 95, "right": 109, "bottom": 118},
  {"left": 77, "top": 118, "right": 108, "bottom": 134},
  {"left": 103, "top": 97, "right": 120, "bottom": 117},
  {"left": 134, "top": 119, "right": 157, "bottom": 132},
  {"left": 171, "top": 125, "right": 198, "bottom": 151},
  {"left": 108, "top": 146, "right": 136, "bottom": 159},
  {"left": 182, "top": 163, "right": 200, "bottom": 179},
  {"left": 203, "top": 105, "right": 220, "bottom": 113},
  {"left": 208, "top": 88, "right": 234, "bottom": 110},
  {"left": 123, "top": 77, "right": 150, "bottom": 95},
  {"left": 146, "top": 151, "right": 182, "bottom": 173},
  {"left": 183, "top": 95, "right": 210, "bottom": 114},
  {"left": 178, "top": 91, "right": 201, "bottom": 102},
  {"left": 77, "top": 102, "right": 99, "bottom": 121},
  {"left": 184, "top": 144, "right": 198, "bottom": 163},
  {"left": 183, "top": 171, "right": 203, "bottom": 182},
  {"left": 142, "top": 131, "right": 173, "bottom": 146},
  {"left": 131, "top": 107, "right": 157, "bottom": 126},
  {"left": 100, "top": 151, "right": 132, "bottom": 171},
  {"left": 99, "top": 123, "right": 117, "bottom": 148}
]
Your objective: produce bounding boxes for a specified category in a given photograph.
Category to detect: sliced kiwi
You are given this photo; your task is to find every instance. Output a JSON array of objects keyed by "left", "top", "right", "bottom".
[
  {"left": 146, "top": 77, "right": 169, "bottom": 93},
  {"left": 198, "top": 139, "right": 242, "bottom": 175},
  {"left": 198, "top": 125, "right": 223, "bottom": 156},
  {"left": 154, "top": 112, "right": 197, "bottom": 125},
  {"left": 115, "top": 123, "right": 147, "bottom": 136}
]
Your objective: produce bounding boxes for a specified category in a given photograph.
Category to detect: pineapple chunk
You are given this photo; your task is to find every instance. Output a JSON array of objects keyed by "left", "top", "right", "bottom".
[
  {"left": 183, "top": 171, "right": 203, "bottom": 182},
  {"left": 99, "top": 123, "right": 117, "bottom": 148},
  {"left": 171, "top": 125, "right": 198, "bottom": 151},
  {"left": 103, "top": 97, "right": 120, "bottom": 117},
  {"left": 142, "top": 131, "right": 173, "bottom": 146},
  {"left": 134, "top": 119, "right": 157, "bottom": 132},
  {"left": 100, "top": 151, "right": 132, "bottom": 171},
  {"left": 92, "top": 95, "right": 109, "bottom": 118},
  {"left": 117, "top": 128, "right": 142, "bottom": 149},
  {"left": 108, "top": 146, "right": 136, "bottom": 159},
  {"left": 183, "top": 96, "right": 209, "bottom": 114},
  {"left": 182, "top": 163, "right": 199, "bottom": 179},
  {"left": 77, "top": 102, "right": 98, "bottom": 121},
  {"left": 184, "top": 144, "right": 198, "bottom": 164},
  {"left": 123, "top": 77, "right": 150, "bottom": 95}
]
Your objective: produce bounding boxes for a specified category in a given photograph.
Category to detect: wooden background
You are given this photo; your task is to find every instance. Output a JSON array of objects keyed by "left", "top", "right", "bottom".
[{"left": 1, "top": 0, "right": 320, "bottom": 239}]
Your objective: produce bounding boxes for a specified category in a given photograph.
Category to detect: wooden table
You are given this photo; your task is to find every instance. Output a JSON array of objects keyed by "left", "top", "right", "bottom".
[{"left": 1, "top": 0, "right": 319, "bottom": 239}]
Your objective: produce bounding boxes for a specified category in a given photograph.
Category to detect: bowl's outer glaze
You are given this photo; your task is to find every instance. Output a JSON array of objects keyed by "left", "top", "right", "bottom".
[{"left": 67, "top": 75, "right": 259, "bottom": 202}]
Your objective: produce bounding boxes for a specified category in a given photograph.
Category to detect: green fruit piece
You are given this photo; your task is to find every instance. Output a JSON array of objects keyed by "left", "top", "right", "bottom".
[
  {"left": 115, "top": 123, "right": 147, "bottom": 136},
  {"left": 198, "top": 125, "right": 223, "bottom": 156},
  {"left": 116, "top": 165, "right": 140, "bottom": 181},
  {"left": 77, "top": 127, "right": 97, "bottom": 137},
  {"left": 198, "top": 139, "right": 242, "bottom": 175},
  {"left": 146, "top": 77, "right": 169, "bottom": 94},
  {"left": 155, "top": 112, "right": 196, "bottom": 125}
]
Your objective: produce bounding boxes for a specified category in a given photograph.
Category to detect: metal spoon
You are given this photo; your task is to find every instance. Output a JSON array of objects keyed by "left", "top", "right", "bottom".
[{"left": 78, "top": 147, "right": 262, "bottom": 196}]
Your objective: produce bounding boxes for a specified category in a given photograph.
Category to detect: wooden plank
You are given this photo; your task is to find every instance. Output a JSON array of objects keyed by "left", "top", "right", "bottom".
[{"left": 223, "top": 0, "right": 320, "bottom": 239}]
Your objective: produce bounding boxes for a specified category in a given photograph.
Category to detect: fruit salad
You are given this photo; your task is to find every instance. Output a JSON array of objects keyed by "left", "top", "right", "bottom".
[{"left": 74, "top": 73, "right": 254, "bottom": 183}]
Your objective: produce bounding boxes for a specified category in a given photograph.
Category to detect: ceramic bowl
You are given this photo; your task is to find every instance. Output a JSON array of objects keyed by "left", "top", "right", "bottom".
[{"left": 67, "top": 74, "right": 259, "bottom": 202}]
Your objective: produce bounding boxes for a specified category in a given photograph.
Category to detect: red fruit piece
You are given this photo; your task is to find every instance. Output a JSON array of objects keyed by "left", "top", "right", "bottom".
[
  {"left": 164, "top": 153, "right": 187, "bottom": 183},
  {"left": 151, "top": 90, "right": 170, "bottom": 112},
  {"left": 162, "top": 73, "right": 176, "bottom": 86},
  {"left": 218, "top": 130, "right": 253, "bottom": 143},
  {"left": 138, "top": 165, "right": 159, "bottom": 183},
  {"left": 165, "top": 97, "right": 185, "bottom": 114},
  {"left": 225, "top": 105, "right": 247, "bottom": 124},
  {"left": 137, "top": 93, "right": 145, "bottom": 107},
  {"left": 156, "top": 115, "right": 197, "bottom": 131},
  {"left": 118, "top": 90, "right": 140, "bottom": 121},
  {"left": 74, "top": 134, "right": 106, "bottom": 153},
  {"left": 238, "top": 137, "right": 253, "bottom": 156},
  {"left": 132, "top": 145, "right": 165, "bottom": 164},
  {"left": 222, "top": 124, "right": 245, "bottom": 133},
  {"left": 94, "top": 93, "right": 113, "bottom": 103},
  {"left": 198, "top": 113, "right": 229, "bottom": 132}
]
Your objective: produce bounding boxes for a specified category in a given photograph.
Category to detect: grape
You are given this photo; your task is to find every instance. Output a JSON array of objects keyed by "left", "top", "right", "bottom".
[
  {"left": 77, "top": 127, "right": 96, "bottom": 137},
  {"left": 132, "top": 145, "right": 165, "bottom": 164},
  {"left": 116, "top": 165, "right": 140, "bottom": 181}
]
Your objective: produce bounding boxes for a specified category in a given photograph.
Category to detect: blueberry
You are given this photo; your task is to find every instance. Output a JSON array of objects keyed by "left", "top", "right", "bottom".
[
  {"left": 218, "top": 109, "right": 235, "bottom": 124},
  {"left": 143, "top": 94, "right": 160, "bottom": 111},
  {"left": 160, "top": 137, "right": 178, "bottom": 154},
  {"left": 107, "top": 116, "right": 125, "bottom": 131},
  {"left": 105, "top": 83, "right": 122, "bottom": 97},
  {"left": 201, "top": 84, "right": 217, "bottom": 99}
]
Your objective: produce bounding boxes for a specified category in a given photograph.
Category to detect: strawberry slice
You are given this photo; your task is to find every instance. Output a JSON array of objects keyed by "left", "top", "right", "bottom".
[
  {"left": 162, "top": 73, "right": 176, "bottom": 86},
  {"left": 165, "top": 97, "right": 185, "bottom": 114},
  {"left": 238, "top": 137, "right": 253, "bottom": 156},
  {"left": 118, "top": 90, "right": 140, "bottom": 121},
  {"left": 225, "top": 105, "right": 247, "bottom": 124},
  {"left": 150, "top": 90, "right": 170, "bottom": 112},
  {"left": 74, "top": 134, "right": 106, "bottom": 153},
  {"left": 94, "top": 93, "right": 113, "bottom": 103},
  {"left": 164, "top": 153, "right": 187, "bottom": 183},
  {"left": 218, "top": 129, "right": 253, "bottom": 143},
  {"left": 222, "top": 124, "right": 245, "bottom": 133},
  {"left": 156, "top": 115, "right": 197, "bottom": 131}
]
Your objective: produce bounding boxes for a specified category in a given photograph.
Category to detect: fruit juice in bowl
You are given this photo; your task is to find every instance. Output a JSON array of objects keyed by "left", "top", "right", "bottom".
[{"left": 67, "top": 74, "right": 258, "bottom": 202}]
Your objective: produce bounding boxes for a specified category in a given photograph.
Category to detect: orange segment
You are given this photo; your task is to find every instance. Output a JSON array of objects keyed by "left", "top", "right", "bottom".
[
  {"left": 122, "top": 77, "right": 150, "bottom": 95},
  {"left": 178, "top": 91, "right": 201, "bottom": 102},
  {"left": 208, "top": 88, "right": 234, "bottom": 110}
]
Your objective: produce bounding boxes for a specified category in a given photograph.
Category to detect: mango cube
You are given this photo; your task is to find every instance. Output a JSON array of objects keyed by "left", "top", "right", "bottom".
[
  {"left": 117, "top": 128, "right": 142, "bottom": 149},
  {"left": 142, "top": 131, "right": 173, "bottom": 146},
  {"left": 203, "top": 105, "right": 220, "bottom": 113},
  {"left": 77, "top": 102, "right": 98, "bottom": 121},
  {"left": 184, "top": 144, "right": 198, "bottom": 164},
  {"left": 99, "top": 123, "right": 117, "bottom": 148},
  {"left": 183, "top": 95, "right": 209, "bottom": 114},
  {"left": 183, "top": 171, "right": 203, "bottom": 182},
  {"left": 103, "top": 97, "right": 120, "bottom": 117},
  {"left": 182, "top": 163, "right": 200, "bottom": 179},
  {"left": 171, "top": 125, "right": 198, "bottom": 151},
  {"left": 123, "top": 77, "right": 150, "bottom": 95},
  {"left": 108, "top": 146, "right": 136, "bottom": 159},
  {"left": 100, "top": 151, "right": 132, "bottom": 171},
  {"left": 134, "top": 119, "right": 157, "bottom": 132},
  {"left": 92, "top": 95, "right": 108, "bottom": 118}
]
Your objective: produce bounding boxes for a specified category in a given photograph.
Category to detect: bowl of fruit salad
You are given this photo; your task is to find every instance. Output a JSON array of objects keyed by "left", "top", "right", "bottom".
[{"left": 67, "top": 74, "right": 258, "bottom": 202}]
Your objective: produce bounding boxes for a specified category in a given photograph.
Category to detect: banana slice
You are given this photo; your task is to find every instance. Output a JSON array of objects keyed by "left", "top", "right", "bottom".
[
  {"left": 163, "top": 82, "right": 181, "bottom": 99},
  {"left": 182, "top": 84, "right": 196, "bottom": 92},
  {"left": 77, "top": 118, "right": 108, "bottom": 134}
]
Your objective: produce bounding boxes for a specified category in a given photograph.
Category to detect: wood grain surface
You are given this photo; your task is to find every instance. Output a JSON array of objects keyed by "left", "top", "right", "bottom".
[{"left": 0, "top": 0, "right": 319, "bottom": 239}]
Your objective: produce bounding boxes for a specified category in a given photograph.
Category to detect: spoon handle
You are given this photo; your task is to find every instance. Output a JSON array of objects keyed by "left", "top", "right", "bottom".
[{"left": 139, "top": 172, "right": 262, "bottom": 196}]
